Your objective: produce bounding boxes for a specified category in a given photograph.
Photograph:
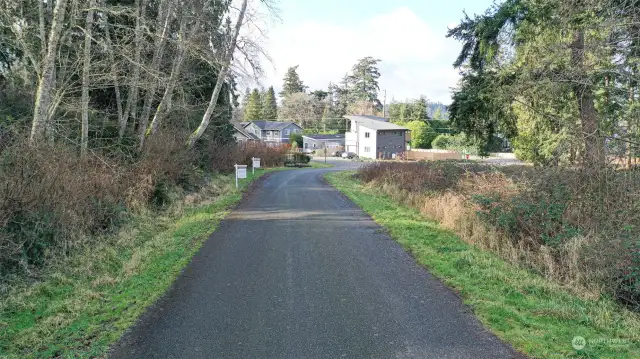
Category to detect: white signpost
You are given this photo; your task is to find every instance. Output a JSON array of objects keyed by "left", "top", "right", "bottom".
[
  {"left": 252, "top": 157, "right": 261, "bottom": 174},
  {"left": 235, "top": 164, "right": 247, "bottom": 188}
]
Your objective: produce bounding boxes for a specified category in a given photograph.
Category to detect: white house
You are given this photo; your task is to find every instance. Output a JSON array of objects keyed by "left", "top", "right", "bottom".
[{"left": 344, "top": 115, "right": 410, "bottom": 159}]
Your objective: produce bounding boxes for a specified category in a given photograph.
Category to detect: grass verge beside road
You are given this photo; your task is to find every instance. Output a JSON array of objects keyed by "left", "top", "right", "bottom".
[
  {"left": 325, "top": 171, "right": 640, "bottom": 359},
  {"left": 308, "top": 160, "right": 334, "bottom": 168},
  {"left": 0, "top": 168, "right": 282, "bottom": 359}
]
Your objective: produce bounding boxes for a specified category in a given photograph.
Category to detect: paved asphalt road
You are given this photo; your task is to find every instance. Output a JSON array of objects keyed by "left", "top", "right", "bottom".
[{"left": 110, "top": 159, "right": 525, "bottom": 359}]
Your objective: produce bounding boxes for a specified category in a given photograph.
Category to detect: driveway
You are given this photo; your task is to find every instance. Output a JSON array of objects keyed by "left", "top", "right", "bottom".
[{"left": 109, "top": 160, "right": 524, "bottom": 359}]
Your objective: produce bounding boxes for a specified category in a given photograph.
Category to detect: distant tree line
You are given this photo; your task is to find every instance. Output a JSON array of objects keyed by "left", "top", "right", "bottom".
[{"left": 236, "top": 57, "right": 451, "bottom": 139}]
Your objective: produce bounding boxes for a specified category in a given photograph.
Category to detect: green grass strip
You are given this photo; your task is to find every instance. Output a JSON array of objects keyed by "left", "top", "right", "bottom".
[
  {"left": 325, "top": 171, "right": 640, "bottom": 359},
  {"left": 0, "top": 168, "right": 283, "bottom": 359}
]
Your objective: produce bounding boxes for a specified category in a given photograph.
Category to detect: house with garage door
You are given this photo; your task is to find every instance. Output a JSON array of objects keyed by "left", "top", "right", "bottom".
[
  {"left": 344, "top": 115, "right": 410, "bottom": 159},
  {"left": 302, "top": 134, "right": 345, "bottom": 151}
]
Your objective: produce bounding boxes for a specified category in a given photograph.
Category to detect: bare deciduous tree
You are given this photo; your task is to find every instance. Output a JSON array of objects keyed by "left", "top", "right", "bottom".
[
  {"left": 80, "top": 0, "right": 96, "bottom": 157},
  {"left": 187, "top": 0, "right": 248, "bottom": 149},
  {"left": 30, "top": 0, "right": 69, "bottom": 144}
]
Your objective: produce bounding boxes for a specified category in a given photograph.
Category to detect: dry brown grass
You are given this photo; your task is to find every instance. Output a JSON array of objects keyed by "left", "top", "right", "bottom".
[
  {"left": 0, "top": 136, "right": 289, "bottom": 279},
  {"left": 357, "top": 161, "right": 640, "bottom": 308}
]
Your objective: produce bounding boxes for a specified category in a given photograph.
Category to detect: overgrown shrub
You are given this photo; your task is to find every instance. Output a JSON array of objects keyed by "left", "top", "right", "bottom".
[
  {"left": 289, "top": 133, "right": 303, "bottom": 148},
  {"left": 356, "top": 161, "right": 640, "bottom": 309},
  {"left": 0, "top": 136, "right": 291, "bottom": 277},
  {"left": 430, "top": 133, "right": 478, "bottom": 154},
  {"left": 197, "top": 141, "right": 288, "bottom": 173},
  {"left": 284, "top": 152, "right": 311, "bottom": 166}
]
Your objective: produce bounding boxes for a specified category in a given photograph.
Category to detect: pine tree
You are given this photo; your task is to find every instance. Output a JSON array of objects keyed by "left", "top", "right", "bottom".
[
  {"left": 410, "top": 96, "right": 428, "bottom": 121},
  {"left": 347, "top": 57, "right": 381, "bottom": 105},
  {"left": 332, "top": 75, "right": 351, "bottom": 117},
  {"left": 261, "top": 86, "right": 278, "bottom": 119},
  {"left": 244, "top": 88, "right": 262, "bottom": 121},
  {"left": 280, "top": 65, "right": 307, "bottom": 97}
]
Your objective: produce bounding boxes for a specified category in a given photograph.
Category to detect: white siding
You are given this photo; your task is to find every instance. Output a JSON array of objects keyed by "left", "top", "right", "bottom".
[
  {"left": 344, "top": 121, "right": 376, "bottom": 159},
  {"left": 345, "top": 131, "right": 357, "bottom": 154},
  {"left": 357, "top": 125, "right": 377, "bottom": 159}
]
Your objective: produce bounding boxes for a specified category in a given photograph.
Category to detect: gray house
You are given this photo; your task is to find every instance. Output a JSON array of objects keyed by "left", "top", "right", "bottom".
[
  {"left": 302, "top": 134, "right": 345, "bottom": 151},
  {"left": 243, "top": 121, "right": 303, "bottom": 145},
  {"left": 344, "top": 115, "right": 410, "bottom": 159},
  {"left": 233, "top": 123, "right": 260, "bottom": 143}
]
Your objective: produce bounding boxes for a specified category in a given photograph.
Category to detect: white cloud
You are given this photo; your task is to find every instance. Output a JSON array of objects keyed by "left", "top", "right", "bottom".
[{"left": 255, "top": 6, "right": 462, "bottom": 104}]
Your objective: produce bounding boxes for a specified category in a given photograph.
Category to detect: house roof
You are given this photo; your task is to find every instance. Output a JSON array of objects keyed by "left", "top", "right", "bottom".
[
  {"left": 233, "top": 123, "right": 260, "bottom": 140},
  {"left": 346, "top": 115, "right": 389, "bottom": 122},
  {"left": 244, "top": 120, "right": 303, "bottom": 131},
  {"left": 344, "top": 115, "right": 408, "bottom": 131},
  {"left": 302, "top": 134, "right": 345, "bottom": 141}
]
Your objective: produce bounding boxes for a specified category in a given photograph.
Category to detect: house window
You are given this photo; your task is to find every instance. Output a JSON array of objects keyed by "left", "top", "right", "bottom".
[
  {"left": 364, "top": 146, "right": 371, "bottom": 153},
  {"left": 398, "top": 131, "right": 402, "bottom": 136},
  {"left": 284, "top": 129, "right": 290, "bottom": 136},
  {"left": 365, "top": 132, "right": 370, "bottom": 138}
]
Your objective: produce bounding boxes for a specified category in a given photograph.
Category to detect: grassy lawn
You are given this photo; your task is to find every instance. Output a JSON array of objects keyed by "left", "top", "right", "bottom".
[
  {"left": 308, "top": 160, "right": 334, "bottom": 168},
  {"left": 0, "top": 168, "right": 283, "bottom": 359},
  {"left": 325, "top": 171, "right": 640, "bottom": 359}
]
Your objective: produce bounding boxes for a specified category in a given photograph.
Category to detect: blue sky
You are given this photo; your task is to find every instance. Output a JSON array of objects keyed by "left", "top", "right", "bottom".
[{"left": 255, "top": 0, "right": 494, "bottom": 104}]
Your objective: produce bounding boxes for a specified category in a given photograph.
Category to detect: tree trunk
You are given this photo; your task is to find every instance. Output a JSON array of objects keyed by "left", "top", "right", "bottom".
[
  {"left": 30, "top": 0, "right": 69, "bottom": 145},
  {"left": 145, "top": 14, "right": 190, "bottom": 138},
  {"left": 570, "top": 30, "right": 605, "bottom": 167},
  {"left": 37, "top": 0, "right": 47, "bottom": 57},
  {"left": 120, "top": 0, "right": 145, "bottom": 139},
  {"left": 137, "top": 0, "right": 172, "bottom": 150},
  {"left": 187, "top": 0, "right": 248, "bottom": 149},
  {"left": 103, "top": 0, "right": 123, "bottom": 130},
  {"left": 81, "top": 0, "right": 96, "bottom": 158}
]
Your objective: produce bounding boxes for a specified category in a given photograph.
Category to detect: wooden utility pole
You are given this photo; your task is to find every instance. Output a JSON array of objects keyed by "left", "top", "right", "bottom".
[{"left": 382, "top": 89, "right": 387, "bottom": 119}]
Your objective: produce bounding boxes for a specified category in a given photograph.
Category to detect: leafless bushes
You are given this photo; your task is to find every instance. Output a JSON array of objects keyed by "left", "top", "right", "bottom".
[
  {"left": 198, "top": 141, "right": 289, "bottom": 173},
  {"left": 0, "top": 137, "right": 288, "bottom": 276},
  {"left": 357, "top": 161, "right": 640, "bottom": 309}
]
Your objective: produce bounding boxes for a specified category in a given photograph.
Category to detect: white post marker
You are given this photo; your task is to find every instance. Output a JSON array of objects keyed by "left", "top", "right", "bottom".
[
  {"left": 252, "top": 157, "right": 261, "bottom": 174},
  {"left": 235, "top": 164, "right": 247, "bottom": 188}
]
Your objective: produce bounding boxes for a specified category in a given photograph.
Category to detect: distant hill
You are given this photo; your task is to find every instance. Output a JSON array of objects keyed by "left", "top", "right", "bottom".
[{"left": 427, "top": 102, "right": 449, "bottom": 120}]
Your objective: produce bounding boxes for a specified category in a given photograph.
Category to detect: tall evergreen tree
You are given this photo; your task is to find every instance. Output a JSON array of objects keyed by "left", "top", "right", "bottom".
[
  {"left": 310, "top": 89, "right": 329, "bottom": 101},
  {"left": 238, "top": 87, "right": 251, "bottom": 118},
  {"left": 332, "top": 75, "right": 352, "bottom": 116},
  {"left": 347, "top": 57, "right": 382, "bottom": 106},
  {"left": 244, "top": 88, "right": 262, "bottom": 121},
  {"left": 261, "top": 86, "right": 278, "bottom": 119},
  {"left": 280, "top": 65, "right": 307, "bottom": 97},
  {"left": 410, "top": 96, "right": 429, "bottom": 121}
]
